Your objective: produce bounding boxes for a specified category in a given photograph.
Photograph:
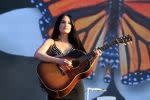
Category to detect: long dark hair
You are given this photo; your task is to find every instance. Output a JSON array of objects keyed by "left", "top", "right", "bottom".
[{"left": 51, "top": 14, "right": 86, "bottom": 52}]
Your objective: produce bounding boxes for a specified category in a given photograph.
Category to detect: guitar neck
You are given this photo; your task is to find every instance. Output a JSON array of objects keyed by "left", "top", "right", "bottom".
[
  {"left": 85, "top": 40, "right": 118, "bottom": 60},
  {"left": 97, "top": 39, "right": 118, "bottom": 51},
  {"left": 80, "top": 35, "right": 132, "bottom": 62}
]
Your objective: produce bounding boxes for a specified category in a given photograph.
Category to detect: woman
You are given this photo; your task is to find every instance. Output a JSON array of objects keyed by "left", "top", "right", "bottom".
[{"left": 34, "top": 14, "right": 102, "bottom": 100}]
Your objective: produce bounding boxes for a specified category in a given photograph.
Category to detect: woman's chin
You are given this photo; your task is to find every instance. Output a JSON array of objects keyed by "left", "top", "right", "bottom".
[{"left": 61, "top": 31, "right": 70, "bottom": 35}]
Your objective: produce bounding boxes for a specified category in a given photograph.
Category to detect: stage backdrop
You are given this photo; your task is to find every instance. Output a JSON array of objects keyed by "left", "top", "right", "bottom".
[{"left": 0, "top": 0, "right": 150, "bottom": 100}]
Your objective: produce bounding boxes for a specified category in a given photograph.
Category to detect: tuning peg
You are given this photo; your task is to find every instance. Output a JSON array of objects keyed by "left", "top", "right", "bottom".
[
  {"left": 128, "top": 41, "right": 133, "bottom": 45},
  {"left": 124, "top": 43, "right": 127, "bottom": 45}
]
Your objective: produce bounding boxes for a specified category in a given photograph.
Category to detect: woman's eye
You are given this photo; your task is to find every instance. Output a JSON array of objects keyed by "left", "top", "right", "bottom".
[
  {"left": 61, "top": 21, "right": 65, "bottom": 23},
  {"left": 61, "top": 21, "right": 71, "bottom": 24}
]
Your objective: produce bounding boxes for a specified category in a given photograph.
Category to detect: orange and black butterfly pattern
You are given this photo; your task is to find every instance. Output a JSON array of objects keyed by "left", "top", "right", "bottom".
[
  {"left": 119, "top": 0, "right": 150, "bottom": 85},
  {"left": 32, "top": 0, "right": 150, "bottom": 85}
]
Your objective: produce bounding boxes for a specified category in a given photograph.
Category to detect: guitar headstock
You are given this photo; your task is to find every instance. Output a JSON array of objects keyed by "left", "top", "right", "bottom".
[
  {"left": 97, "top": 34, "right": 132, "bottom": 51},
  {"left": 116, "top": 35, "right": 132, "bottom": 44}
]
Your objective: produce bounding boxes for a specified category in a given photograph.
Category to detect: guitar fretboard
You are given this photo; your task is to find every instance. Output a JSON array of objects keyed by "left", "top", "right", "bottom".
[{"left": 78, "top": 35, "right": 132, "bottom": 63}]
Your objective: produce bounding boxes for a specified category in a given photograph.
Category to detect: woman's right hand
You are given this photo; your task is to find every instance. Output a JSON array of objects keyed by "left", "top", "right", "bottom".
[{"left": 57, "top": 58, "right": 72, "bottom": 71}]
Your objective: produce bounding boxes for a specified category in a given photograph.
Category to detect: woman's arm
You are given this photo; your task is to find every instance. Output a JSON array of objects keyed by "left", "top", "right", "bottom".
[
  {"left": 34, "top": 38, "right": 60, "bottom": 63},
  {"left": 35, "top": 38, "right": 75, "bottom": 71}
]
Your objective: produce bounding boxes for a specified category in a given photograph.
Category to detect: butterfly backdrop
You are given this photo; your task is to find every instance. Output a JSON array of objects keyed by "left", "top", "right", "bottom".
[
  {"left": 0, "top": 0, "right": 150, "bottom": 100},
  {"left": 31, "top": 0, "right": 150, "bottom": 85}
]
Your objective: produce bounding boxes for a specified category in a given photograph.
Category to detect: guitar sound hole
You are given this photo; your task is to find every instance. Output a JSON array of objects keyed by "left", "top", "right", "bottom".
[{"left": 72, "top": 59, "right": 80, "bottom": 68}]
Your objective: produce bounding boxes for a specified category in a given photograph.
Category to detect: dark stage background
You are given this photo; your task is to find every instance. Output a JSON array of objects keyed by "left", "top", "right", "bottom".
[{"left": 0, "top": 51, "right": 46, "bottom": 100}]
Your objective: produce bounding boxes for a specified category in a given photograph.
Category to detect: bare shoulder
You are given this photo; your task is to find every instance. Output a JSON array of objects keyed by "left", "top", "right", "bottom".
[{"left": 44, "top": 38, "right": 54, "bottom": 45}]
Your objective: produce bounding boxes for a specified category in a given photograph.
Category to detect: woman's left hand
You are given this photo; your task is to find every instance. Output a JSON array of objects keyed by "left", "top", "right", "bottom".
[{"left": 94, "top": 49, "right": 102, "bottom": 57}]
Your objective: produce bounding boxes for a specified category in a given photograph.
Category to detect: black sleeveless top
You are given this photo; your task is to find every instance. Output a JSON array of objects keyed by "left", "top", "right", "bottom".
[{"left": 46, "top": 41, "right": 74, "bottom": 57}]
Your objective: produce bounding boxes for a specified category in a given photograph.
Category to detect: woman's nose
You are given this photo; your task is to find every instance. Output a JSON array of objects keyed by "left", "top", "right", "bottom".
[{"left": 65, "top": 23, "right": 69, "bottom": 27}]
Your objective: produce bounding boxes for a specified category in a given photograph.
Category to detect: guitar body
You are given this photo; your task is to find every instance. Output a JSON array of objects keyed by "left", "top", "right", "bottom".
[{"left": 37, "top": 50, "right": 95, "bottom": 98}]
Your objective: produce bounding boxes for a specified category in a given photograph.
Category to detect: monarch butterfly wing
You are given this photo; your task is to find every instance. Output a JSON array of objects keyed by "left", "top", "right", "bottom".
[{"left": 119, "top": 0, "right": 150, "bottom": 85}]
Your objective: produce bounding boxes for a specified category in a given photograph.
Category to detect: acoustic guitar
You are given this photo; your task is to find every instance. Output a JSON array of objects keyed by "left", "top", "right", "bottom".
[{"left": 37, "top": 35, "right": 132, "bottom": 98}]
